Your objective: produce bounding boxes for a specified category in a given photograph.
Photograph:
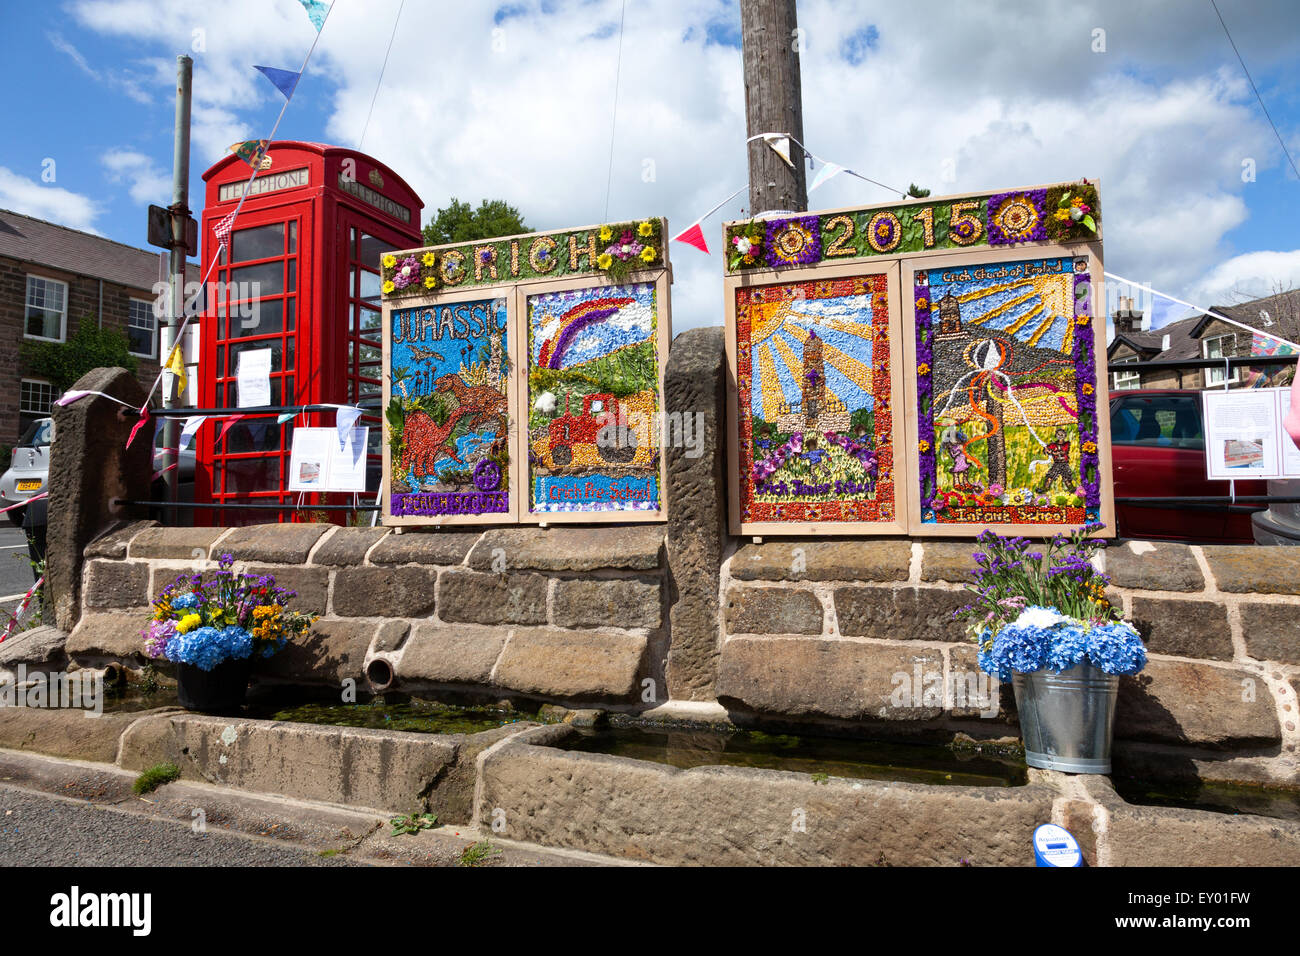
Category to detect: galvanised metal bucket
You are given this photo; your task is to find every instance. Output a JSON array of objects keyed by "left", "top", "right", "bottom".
[{"left": 1012, "top": 662, "right": 1118, "bottom": 774}]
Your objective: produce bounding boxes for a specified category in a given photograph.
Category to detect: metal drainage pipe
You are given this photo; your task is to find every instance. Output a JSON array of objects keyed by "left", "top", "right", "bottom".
[{"left": 365, "top": 657, "right": 395, "bottom": 693}]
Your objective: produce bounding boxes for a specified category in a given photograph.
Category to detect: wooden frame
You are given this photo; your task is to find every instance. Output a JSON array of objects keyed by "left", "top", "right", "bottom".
[
  {"left": 380, "top": 282, "right": 521, "bottom": 526},
  {"left": 724, "top": 257, "right": 909, "bottom": 536},
  {"left": 900, "top": 243, "right": 1115, "bottom": 537},
  {"left": 516, "top": 268, "right": 672, "bottom": 525}
]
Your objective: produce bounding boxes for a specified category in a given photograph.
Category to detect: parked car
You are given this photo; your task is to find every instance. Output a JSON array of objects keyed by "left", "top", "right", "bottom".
[
  {"left": 0, "top": 417, "right": 54, "bottom": 526},
  {"left": 0, "top": 417, "right": 197, "bottom": 528},
  {"left": 1109, "top": 389, "right": 1266, "bottom": 543}
]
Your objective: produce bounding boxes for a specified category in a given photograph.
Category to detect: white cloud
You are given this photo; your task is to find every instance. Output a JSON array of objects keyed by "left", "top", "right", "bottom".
[
  {"left": 47, "top": 30, "right": 153, "bottom": 105},
  {"left": 0, "top": 167, "right": 102, "bottom": 232},
  {"left": 101, "top": 149, "right": 172, "bottom": 205},
  {"left": 66, "top": 0, "right": 1300, "bottom": 337},
  {"left": 1190, "top": 250, "right": 1300, "bottom": 305}
]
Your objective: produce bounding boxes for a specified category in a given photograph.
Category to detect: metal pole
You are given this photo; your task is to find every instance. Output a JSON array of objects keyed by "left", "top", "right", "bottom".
[{"left": 163, "top": 55, "right": 193, "bottom": 526}]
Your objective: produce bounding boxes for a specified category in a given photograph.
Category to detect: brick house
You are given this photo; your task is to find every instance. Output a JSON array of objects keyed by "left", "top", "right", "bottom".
[
  {"left": 0, "top": 208, "right": 199, "bottom": 444},
  {"left": 1107, "top": 289, "right": 1300, "bottom": 392}
]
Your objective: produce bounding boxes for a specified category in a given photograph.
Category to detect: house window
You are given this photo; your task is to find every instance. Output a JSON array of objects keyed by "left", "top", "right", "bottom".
[
  {"left": 24, "top": 275, "right": 67, "bottom": 341},
  {"left": 128, "top": 298, "right": 158, "bottom": 358},
  {"left": 1112, "top": 355, "right": 1141, "bottom": 391},
  {"left": 19, "top": 379, "right": 60, "bottom": 435},
  {"left": 1204, "top": 333, "right": 1239, "bottom": 386}
]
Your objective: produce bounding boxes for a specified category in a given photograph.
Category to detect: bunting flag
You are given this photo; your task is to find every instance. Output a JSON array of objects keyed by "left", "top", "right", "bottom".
[
  {"left": 164, "top": 342, "right": 187, "bottom": 394},
  {"left": 335, "top": 406, "right": 362, "bottom": 448},
  {"left": 178, "top": 416, "right": 205, "bottom": 452},
  {"left": 277, "top": 412, "right": 296, "bottom": 425},
  {"left": 219, "top": 414, "right": 246, "bottom": 444},
  {"left": 809, "top": 161, "right": 848, "bottom": 193},
  {"left": 213, "top": 209, "right": 239, "bottom": 247},
  {"left": 298, "top": 0, "right": 330, "bottom": 31},
  {"left": 762, "top": 134, "right": 795, "bottom": 168},
  {"left": 672, "top": 222, "right": 709, "bottom": 255},
  {"left": 254, "top": 65, "right": 302, "bottom": 101},
  {"left": 126, "top": 408, "right": 151, "bottom": 450},
  {"left": 228, "top": 139, "right": 272, "bottom": 170}
]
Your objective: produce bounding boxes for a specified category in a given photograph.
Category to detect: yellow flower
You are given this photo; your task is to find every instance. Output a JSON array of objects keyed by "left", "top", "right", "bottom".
[
  {"left": 1054, "top": 209, "right": 1070, "bottom": 222},
  {"left": 918, "top": 440, "right": 930, "bottom": 453},
  {"left": 423, "top": 276, "right": 437, "bottom": 289},
  {"left": 917, "top": 363, "right": 930, "bottom": 375},
  {"left": 1082, "top": 383, "right": 1094, "bottom": 395},
  {"left": 597, "top": 252, "right": 613, "bottom": 269},
  {"left": 1082, "top": 441, "right": 1098, "bottom": 453},
  {"left": 382, "top": 280, "right": 395, "bottom": 294},
  {"left": 638, "top": 221, "right": 654, "bottom": 238},
  {"left": 382, "top": 254, "right": 397, "bottom": 268},
  {"left": 639, "top": 245, "right": 656, "bottom": 263},
  {"left": 176, "top": 613, "right": 202, "bottom": 634},
  {"left": 599, "top": 226, "right": 613, "bottom": 242},
  {"left": 422, "top": 252, "right": 436, "bottom": 267}
]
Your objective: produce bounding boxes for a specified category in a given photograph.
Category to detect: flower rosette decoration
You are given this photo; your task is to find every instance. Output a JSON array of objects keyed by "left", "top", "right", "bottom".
[
  {"left": 382, "top": 251, "right": 438, "bottom": 298},
  {"left": 596, "top": 220, "right": 661, "bottom": 281},
  {"left": 954, "top": 527, "right": 1145, "bottom": 682},
  {"left": 764, "top": 216, "right": 821, "bottom": 269},
  {"left": 142, "top": 553, "right": 316, "bottom": 671},
  {"left": 986, "top": 189, "right": 1047, "bottom": 245},
  {"left": 728, "top": 223, "right": 764, "bottom": 271},
  {"left": 914, "top": 281, "right": 938, "bottom": 516},
  {"left": 1045, "top": 181, "right": 1100, "bottom": 243}
]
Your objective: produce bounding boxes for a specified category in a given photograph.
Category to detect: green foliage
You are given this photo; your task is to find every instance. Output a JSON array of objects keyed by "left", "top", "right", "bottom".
[
  {"left": 423, "top": 198, "right": 529, "bottom": 246},
  {"left": 390, "top": 811, "right": 439, "bottom": 836},
  {"left": 906, "top": 183, "right": 932, "bottom": 198},
  {"left": 457, "top": 840, "right": 502, "bottom": 867},
  {"left": 810, "top": 772, "right": 830, "bottom": 785},
  {"left": 21, "top": 317, "right": 139, "bottom": 392},
  {"left": 133, "top": 762, "right": 181, "bottom": 795}
]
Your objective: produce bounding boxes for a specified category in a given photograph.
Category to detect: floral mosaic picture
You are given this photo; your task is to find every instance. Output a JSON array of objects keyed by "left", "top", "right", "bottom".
[
  {"left": 526, "top": 281, "right": 662, "bottom": 514},
  {"left": 385, "top": 296, "right": 511, "bottom": 519},
  {"left": 735, "top": 274, "right": 896, "bottom": 526},
  {"left": 913, "top": 256, "right": 1102, "bottom": 527}
]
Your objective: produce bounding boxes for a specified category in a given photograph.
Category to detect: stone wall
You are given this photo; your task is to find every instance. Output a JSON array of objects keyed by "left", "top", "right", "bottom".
[
  {"left": 716, "top": 537, "right": 1300, "bottom": 787},
  {"left": 70, "top": 522, "right": 666, "bottom": 706}
]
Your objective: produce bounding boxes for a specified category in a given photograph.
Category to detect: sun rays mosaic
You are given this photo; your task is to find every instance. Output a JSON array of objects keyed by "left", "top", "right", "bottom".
[
  {"left": 735, "top": 274, "right": 897, "bottom": 525},
  {"left": 914, "top": 256, "right": 1102, "bottom": 527}
]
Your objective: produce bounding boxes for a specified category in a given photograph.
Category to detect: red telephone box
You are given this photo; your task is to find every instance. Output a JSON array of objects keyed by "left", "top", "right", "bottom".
[{"left": 196, "top": 142, "right": 423, "bottom": 524}]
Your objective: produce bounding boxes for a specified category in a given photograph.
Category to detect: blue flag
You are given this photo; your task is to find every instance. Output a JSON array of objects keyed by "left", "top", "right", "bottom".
[
  {"left": 253, "top": 65, "right": 301, "bottom": 100},
  {"left": 297, "top": 0, "right": 329, "bottom": 31}
]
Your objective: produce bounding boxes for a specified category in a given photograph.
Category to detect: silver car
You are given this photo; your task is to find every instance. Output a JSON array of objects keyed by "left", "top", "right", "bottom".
[{"left": 0, "top": 417, "right": 54, "bottom": 526}]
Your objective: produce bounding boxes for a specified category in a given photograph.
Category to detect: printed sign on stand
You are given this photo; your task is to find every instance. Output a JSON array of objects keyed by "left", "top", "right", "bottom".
[{"left": 288, "top": 426, "right": 368, "bottom": 492}]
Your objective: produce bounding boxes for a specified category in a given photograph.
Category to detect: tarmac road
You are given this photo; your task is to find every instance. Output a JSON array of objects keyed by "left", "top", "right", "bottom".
[{"left": 0, "top": 525, "right": 39, "bottom": 625}]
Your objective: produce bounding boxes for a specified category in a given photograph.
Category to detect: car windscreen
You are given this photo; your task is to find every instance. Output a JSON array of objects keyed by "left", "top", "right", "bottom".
[
  {"left": 17, "top": 418, "right": 54, "bottom": 449},
  {"left": 1110, "top": 395, "right": 1204, "bottom": 450}
]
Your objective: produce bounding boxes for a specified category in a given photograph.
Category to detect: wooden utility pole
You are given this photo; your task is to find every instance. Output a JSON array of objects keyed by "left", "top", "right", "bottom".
[{"left": 741, "top": 0, "right": 808, "bottom": 215}]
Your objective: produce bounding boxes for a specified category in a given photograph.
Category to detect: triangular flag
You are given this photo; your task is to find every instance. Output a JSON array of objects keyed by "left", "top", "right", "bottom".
[
  {"left": 126, "top": 408, "right": 151, "bottom": 450},
  {"left": 672, "top": 222, "right": 709, "bottom": 255},
  {"left": 809, "top": 162, "right": 847, "bottom": 193},
  {"left": 228, "top": 140, "right": 271, "bottom": 170},
  {"left": 763, "top": 134, "right": 794, "bottom": 168},
  {"left": 253, "top": 65, "right": 301, "bottom": 101},
  {"left": 178, "top": 416, "right": 205, "bottom": 452},
  {"left": 213, "top": 209, "right": 238, "bottom": 247},
  {"left": 297, "top": 0, "right": 329, "bottom": 31},
  {"left": 277, "top": 412, "right": 296, "bottom": 425},
  {"left": 335, "top": 406, "right": 362, "bottom": 449},
  {"left": 164, "top": 342, "right": 187, "bottom": 395},
  {"left": 219, "top": 414, "right": 246, "bottom": 444}
]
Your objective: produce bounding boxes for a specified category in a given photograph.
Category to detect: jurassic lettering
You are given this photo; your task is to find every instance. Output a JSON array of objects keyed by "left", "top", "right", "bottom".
[{"left": 391, "top": 302, "right": 507, "bottom": 344}]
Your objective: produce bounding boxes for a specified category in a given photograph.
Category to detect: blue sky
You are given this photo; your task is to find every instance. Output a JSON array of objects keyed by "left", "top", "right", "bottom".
[{"left": 1, "top": 0, "right": 1297, "bottom": 334}]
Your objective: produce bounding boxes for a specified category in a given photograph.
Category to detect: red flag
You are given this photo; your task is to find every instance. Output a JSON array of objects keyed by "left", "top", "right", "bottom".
[
  {"left": 126, "top": 408, "right": 151, "bottom": 449},
  {"left": 672, "top": 222, "right": 709, "bottom": 254},
  {"left": 219, "top": 414, "right": 246, "bottom": 444},
  {"left": 213, "top": 210, "right": 238, "bottom": 247}
]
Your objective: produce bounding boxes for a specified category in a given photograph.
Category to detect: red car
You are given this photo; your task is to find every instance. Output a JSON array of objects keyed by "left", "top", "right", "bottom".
[{"left": 1109, "top": 389, "right": 1266, "bottom": 543}]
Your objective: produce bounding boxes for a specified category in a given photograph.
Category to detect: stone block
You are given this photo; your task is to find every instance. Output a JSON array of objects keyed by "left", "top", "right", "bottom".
[
  {"left": 1116, "top": 659, "right": 1280, "bottom": 748},
  {"left": 467, "top": 526, "right": 663, "bottom": 572},
  {"left": 66, "top": 610, "right": 151, "bottom": 659},
  {"left": 494, "top": 628, "right": 646, "bottom": 699},
  {"left": 85, "top": 520, "right": 158, "bottom": 560},
  {"left": 129, "top": 526, "right": 230, "bottom": 560},
  {"left": 246, "top": 565, "right": 330, "bottom": 617},
  {"left": 332, "top": 566, "right": 436, "bottom": 618},
  {"left": 1239, "top": 603, "right": 1300, "bottom": 664},
  {"left": 1105, "top": 542, "right": 1204, "bottom": 592},
  {"left": 369, "top": 531, "right": 481, "bottom": 566},
  {"left": 82, "top": 560, "right": 151, "bottom": 610},
  {"left": 920, "top": 541, "right": 978, "bottom": 584},
  {"left": 730, "top": 539, "right": 910, "bottom": 583},
  {"left": 834, "top": 585, "right": 968, "bottom": 642},
  {"left": 552, "top": 577, "right": 661, "bottom": 630},
  {"left": 258, "top": 619, "right": 407, "bottom": 685},
  {"left": 216, "top": 523, "right": 332, "bottom": 564},
  {"left": 310, "top": 527, "right": 390, "bottom": 566},
  {"left": 397, "top": 622, "right": 508, "bottom": 685},
  {"left": 439, "top": 570, "right": 547, "bottom": 625},
  {"left": 1130, "top": 598, "right": 1233, "bottom": 660},
  {"left": 1205, "top": 546, "right": 1300, "bottom": 595},
  {"left": 716, "top": 636, "right": 946, "bottom": 721},
  {"left": 724, "top": 586, "right": 823, "bottom": 635}
]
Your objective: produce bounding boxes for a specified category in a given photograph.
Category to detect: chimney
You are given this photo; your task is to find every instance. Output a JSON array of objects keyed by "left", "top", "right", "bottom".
[{"left": 1112, "top": 295, "right": 1144, "bottom": 336}]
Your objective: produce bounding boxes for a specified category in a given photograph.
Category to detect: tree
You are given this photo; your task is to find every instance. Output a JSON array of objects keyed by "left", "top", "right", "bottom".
[
  {"left": 21, "top": 318, "right": 138, "bottom": 392},
  {"left": 906, "top": 183, "right": 931, "bottom": 198},
  {"left": 422, "top": 198, "right": 529, "bottom": 246}
]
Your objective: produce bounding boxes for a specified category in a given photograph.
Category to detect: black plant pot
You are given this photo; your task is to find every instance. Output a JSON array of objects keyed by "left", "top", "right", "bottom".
[{"left": 176, "top": 657, "right": 253, "bottom": 713}]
